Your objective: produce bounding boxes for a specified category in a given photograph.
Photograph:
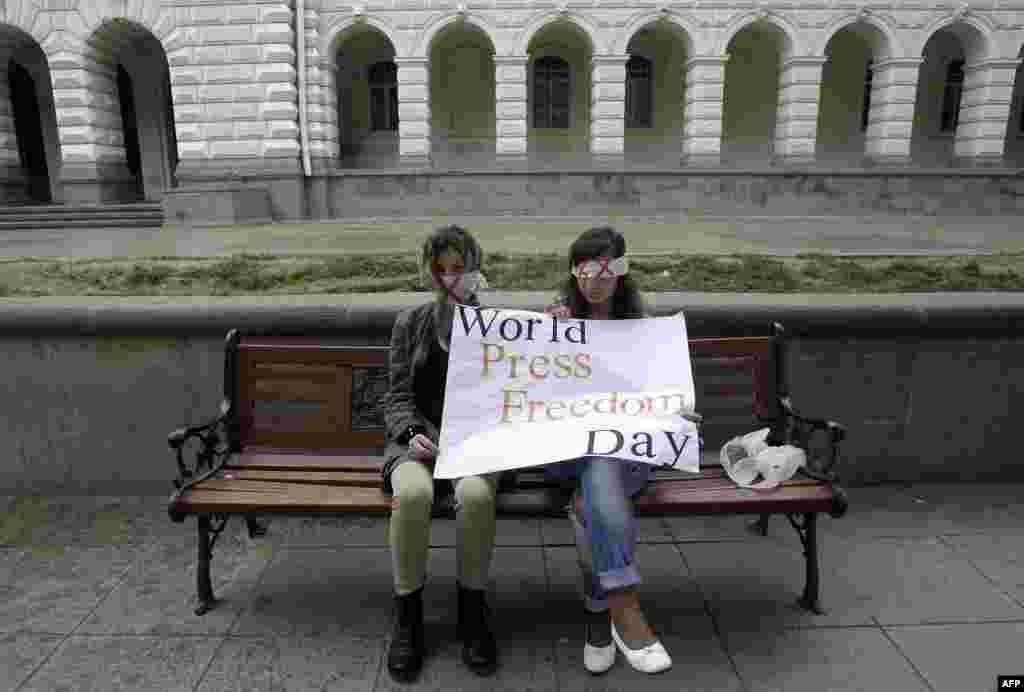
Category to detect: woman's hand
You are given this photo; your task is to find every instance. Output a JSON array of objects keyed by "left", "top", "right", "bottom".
[
  {"left": 409, "top": 433, "right": 439, "bottom": 462},
  {"left": 545, "top": 299, "right": 571, "bottom": 321}
]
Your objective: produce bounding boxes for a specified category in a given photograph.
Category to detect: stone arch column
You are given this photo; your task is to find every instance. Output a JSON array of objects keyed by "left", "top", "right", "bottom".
[
  {"left": 590, "top": 54, "right": 628, "bottom": 165},
  {"left": 773, "top": 56, "right": 827, "bottom": 165},
  {"left": 395, "top": 56, "right": 431, "bottom": 166},
  {"left": 682, "top": 56, "right": 728, "bottom": 166},
  {"left": 955, "top": 58, "right": 1021, "bottom": 165},
  {"left": 495, "top": 55, "right": 529, "bottom": 165},
  {"left": 865, "top": 58, "right": 923, "bottom": 165}
]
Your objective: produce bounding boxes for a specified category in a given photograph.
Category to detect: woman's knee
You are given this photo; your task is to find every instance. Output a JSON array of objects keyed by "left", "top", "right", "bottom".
[
  {"left": 455, "top": 475, "right": 496, "bottom": 514},
  {"left": 392, "top": 462, "right": 434, "bottom": 512}
]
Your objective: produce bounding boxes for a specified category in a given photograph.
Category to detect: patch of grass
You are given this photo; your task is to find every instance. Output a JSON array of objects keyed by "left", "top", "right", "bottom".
[
  {"left": 3, "top": 252, "right": 1024, "bottom": 296},
  {"left": 0, "top": 496, "right": 53, "bottom": 545}
]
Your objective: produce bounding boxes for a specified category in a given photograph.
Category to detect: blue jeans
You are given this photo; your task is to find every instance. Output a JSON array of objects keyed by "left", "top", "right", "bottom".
[{"left": 545, "top": 456, "right": 652, "bottom": 611}]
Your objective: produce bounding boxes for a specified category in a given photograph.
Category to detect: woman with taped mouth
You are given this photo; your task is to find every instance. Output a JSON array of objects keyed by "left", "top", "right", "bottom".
[
  {"left": 544, "top": 225, "right": 673, "bottom": 675},
  {"left": 381, "top": 224, "right": 500, "bottom": 682}
]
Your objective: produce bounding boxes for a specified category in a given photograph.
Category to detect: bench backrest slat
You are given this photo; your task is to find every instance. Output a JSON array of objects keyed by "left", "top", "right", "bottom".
[{"left": 229, "top": 332, "right": 782, "bottom": 453}]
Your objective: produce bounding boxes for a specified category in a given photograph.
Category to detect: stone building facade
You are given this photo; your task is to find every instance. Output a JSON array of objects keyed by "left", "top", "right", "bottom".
[{"left": 0, "top": 0, "right": 1022, "bottom": 223}]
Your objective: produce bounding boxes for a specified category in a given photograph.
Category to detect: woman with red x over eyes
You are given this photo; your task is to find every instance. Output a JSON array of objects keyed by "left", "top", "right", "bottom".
[
  {"left": 381, "top": 225, "right": 500, "bottom": 681},
  {"left": 544, "top": 226, "right": 673, "bottom": 676}
]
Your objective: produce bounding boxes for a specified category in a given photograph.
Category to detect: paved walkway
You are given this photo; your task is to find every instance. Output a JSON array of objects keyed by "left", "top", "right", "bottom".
[
  {"left": 1, "top": 215, "right": 1024, "bottom": 260},
  {"left": 2, "top": 483, "right": 1023, "bottom": 691}
]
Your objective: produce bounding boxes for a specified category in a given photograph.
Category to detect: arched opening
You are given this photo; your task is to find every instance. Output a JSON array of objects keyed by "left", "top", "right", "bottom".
[
  {"left": 623, "top": 22, "right": 690, "bottom": 167},
  {"left": 0, "top": 27, "right": 60, "bottom": 204},
  {"left": 722, "top": 21, "right": 790, "bottom": 166},
  {"left": 526, "top": 20, "right": 593, "bottom": 167},
  {"left": 335, "top": 27, "right": 399, "bottom": 168},
  {"left": 817, "top": 22, "right": 890, "bottom": 165},
  {"left": 1006, "top": 45, "right": 1024, "bottom": 166},
  {"left": 428, "top": 21, "right": 496, "bottom": 169},
  {"left": 85, "top": 20, "right": 177, "bottom": 201},
  {"left": 911, "top": 23, "right": 988, "bottom": 166}
]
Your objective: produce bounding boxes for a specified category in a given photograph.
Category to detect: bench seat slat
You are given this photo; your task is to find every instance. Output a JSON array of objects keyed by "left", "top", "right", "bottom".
[
  {"left": 173, "top": 476, "right": 837, "bottom": 517},
  {"left": 634, "top": 481, "right": 836, "bottom": 515},
  {"left": 213, "top": 469, "right": 381, "bottom": 486}
]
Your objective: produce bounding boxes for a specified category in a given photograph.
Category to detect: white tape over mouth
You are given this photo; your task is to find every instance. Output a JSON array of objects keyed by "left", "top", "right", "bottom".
[{"left": 719, "top": 428, "right": 806, "bottom": 491}]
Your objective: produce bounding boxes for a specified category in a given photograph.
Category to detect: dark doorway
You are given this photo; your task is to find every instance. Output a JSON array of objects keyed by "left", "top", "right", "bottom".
[
  {"left": 116, "top": 64, "right": 143, "bottom": 198},
  {"left": 8, "top": 60, "right": 50, "bottom": 202}
]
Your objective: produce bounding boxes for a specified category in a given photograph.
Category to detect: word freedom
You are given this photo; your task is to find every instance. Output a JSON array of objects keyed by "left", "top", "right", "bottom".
[{"left": 500, "top": 389, "right": 690, "bottom": 424}]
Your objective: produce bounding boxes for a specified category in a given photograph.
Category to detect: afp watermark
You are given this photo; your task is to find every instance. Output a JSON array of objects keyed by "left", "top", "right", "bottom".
[{"left": 999, "top": 675, "right": 1024, "bottom": 689}]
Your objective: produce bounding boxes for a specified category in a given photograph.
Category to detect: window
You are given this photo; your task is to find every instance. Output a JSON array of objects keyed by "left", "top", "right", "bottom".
[
  {"left": 940, "top": 59, "right": 965, "bottom": 133},
  {"left": 533, "top": 56, "right": 570, "bottom": 128},
  {"left": 626, "top": 56, "right": 653, "bottom": 128},
  {"left": 369, "top": 61, "right": 398, "bottom": 131},
  {"left": 861, "top": 60, "right": 873, "bottom": 132}
]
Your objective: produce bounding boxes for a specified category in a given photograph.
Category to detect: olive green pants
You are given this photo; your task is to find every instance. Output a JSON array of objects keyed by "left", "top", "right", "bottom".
[{"left": 389, "top": 459, "right": 499, "bottom": 596}]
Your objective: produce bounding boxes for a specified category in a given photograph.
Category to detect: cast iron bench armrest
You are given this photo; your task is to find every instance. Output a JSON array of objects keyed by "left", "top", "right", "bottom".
[
  {"left": 167, "top": 399, "right": 233, "bottom": 522},
  {"left": 778, "top": 396, "right": 847, "bottom": 493}
]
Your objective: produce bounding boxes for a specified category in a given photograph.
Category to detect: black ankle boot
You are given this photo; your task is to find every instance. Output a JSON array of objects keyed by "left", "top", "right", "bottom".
[
  {"left": 387, "top": 587, "right": 425, "bottom": 682},
  {"left": 456, "top": 582, "right": 498, "bottom": 676}
]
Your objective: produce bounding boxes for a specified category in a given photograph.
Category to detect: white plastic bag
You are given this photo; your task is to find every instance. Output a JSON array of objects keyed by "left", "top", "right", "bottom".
[{"left": 719, "top": 428, "right": 806, "bottom": 491}]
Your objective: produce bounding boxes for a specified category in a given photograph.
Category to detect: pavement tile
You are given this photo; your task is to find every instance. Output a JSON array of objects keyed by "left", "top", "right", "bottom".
[
  {"left": 76, "top": 530, "right": 272, "bottom": 636},
  {"left": 885, "top": 622, "right": 1024, "bottom": 692},
  {"left": 419, "top": 516, "right": 543, "bottom": 548},
  {"left": 257, "top": 515, "right": 389, "bottom": 548},
  {"left": 15, "top": 635, "right": 220, "bottom": 692},
  {"left": 723, "top": 626, "right": 931, "bottom": 692},
  {"left": 942, "top": 533, "right": 1024, "bottom": 607},
  {"left": 541, "top": 515, "right": 673, "bottom": 546},
  {"left": 664, "top": 513, "right": 804, "bottom": 546},
  {"left": 816, "top": 484, "right": 965, "bottom": 540},
  {"left": 543, "top": 544, "right": 706, "bottom": 621},
  {"left": 232, "top": 547, "right": 396, "bottom": 640},
  {"left": 0, "top": 631, "right": 64, "bottom": 692},
  {"left": 552, "top": 615, "right": 742, "bottom": 692},
  {"left": 680, "top": 538, "right": 873, "bottom": 629},
  {"left": 1, "top": 495, "right": 193, "bottom": 548},
  {"left": 829, "top": 536, "right": 1024, "bottom": 626},
  {"left": 375, "top": 624, "right": 558, "bottom": 692},
  {"left": 907, "top": 483, "right": 1024, "bottom": 535},
  {"left": 0, "top": 544, "right": 141, "bottom": 635},
  {"left": 0, "top": 547, "right": 28, "bottom": 586},
  {"left": 195, "top": 634, "right": 384, "bottom": 692}
]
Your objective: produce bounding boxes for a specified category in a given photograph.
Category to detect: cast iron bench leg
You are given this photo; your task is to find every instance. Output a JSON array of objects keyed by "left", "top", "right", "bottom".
[
  {"left": 798, "top": 512, "right": 823, "bottom": 614},
  {"left": 751, "top": 513, "right": 770, "bottom": 536},
  {"left": 196, "top": 515, "right": 216, "bottom": 615}
]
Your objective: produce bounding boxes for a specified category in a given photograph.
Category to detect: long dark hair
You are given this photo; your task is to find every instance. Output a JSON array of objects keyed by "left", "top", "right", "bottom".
[{"left": 559, "top": 226, "right": 645, "bottom": 319}]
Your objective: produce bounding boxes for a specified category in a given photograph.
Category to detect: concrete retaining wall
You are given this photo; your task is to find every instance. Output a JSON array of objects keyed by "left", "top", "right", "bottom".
[
  {"left": 2, "top": 292, "right": 1022, "bottom": 494},
  {"left": 162, "top": 170, "right": 1024, "bottom": 225}
]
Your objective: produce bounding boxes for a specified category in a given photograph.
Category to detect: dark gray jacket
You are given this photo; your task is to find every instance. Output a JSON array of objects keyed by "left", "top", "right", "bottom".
[{"left": 382, "top": 297, "right": 483, "bottom": 467}]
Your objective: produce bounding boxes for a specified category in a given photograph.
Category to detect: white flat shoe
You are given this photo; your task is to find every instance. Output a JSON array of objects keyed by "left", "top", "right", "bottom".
[
  {"left": 611, "top": 622, "right": 672, "bottom": 674},
  {"left": 583, "top": 640, "right": 616, "bottom": 674}
]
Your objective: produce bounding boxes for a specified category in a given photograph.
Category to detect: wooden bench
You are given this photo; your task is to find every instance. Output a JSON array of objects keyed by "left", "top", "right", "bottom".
[{"left": 167, "top": 322, "right": 848, "bottom": 616}]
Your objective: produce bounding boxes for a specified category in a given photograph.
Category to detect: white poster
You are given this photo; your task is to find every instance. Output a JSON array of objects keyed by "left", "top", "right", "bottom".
[{"left": 434, "top": 306, "right": 700, "bottom": 480}]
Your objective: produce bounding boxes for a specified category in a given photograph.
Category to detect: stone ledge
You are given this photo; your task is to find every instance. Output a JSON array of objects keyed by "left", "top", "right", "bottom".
[{"left": 1, "top": 293, "right": 1023, "bottom": 337}]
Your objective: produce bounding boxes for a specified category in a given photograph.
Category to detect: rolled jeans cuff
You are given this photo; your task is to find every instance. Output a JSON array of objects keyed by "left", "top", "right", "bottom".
[
  {"left": 583, "top": 564, "right": 642, "bottom": 612},
  {"left": 598, "top": 563, "right": 642, "bottom": 595}
]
